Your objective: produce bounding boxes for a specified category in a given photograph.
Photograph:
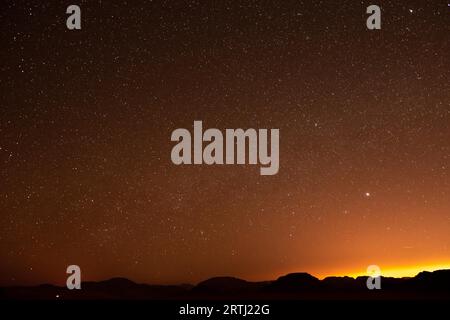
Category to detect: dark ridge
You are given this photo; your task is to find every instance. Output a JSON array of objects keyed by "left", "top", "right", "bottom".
[
  {"left": 1, "top": 269, "right": 450, "bottom": 300},
  {"left": 322, "top": 276, "right": 360, "bottom": 290},
  {"left": 267, "top": 272, "right": 320, "bottom": 292},
  {"left": 193, "top": 276, "right": 268, "bottom": 295}
]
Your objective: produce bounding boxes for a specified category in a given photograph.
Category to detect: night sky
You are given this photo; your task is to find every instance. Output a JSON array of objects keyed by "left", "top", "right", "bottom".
[{"left": 1, "top": 1, "right": 449, "bottom": 286}]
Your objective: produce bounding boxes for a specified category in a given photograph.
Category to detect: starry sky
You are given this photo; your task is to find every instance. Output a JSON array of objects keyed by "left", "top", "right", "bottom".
[{"left": 0, "top": 1, "right": 449, "bottom": 286}]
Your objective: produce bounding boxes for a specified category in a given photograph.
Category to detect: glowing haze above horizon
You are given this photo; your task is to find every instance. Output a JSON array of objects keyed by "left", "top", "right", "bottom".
[{"left": 0, "top": 1, "right": 449, "bottom": 286}]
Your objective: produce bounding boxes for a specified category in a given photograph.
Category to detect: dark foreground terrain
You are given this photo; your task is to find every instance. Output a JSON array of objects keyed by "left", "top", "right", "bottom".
[{"left": 1, "top": 269, "right": 450, "bottom": 300}]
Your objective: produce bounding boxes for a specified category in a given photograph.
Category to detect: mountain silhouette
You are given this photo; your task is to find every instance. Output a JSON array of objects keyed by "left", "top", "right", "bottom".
[
  {"left": 267, "top": 273, "right": 321, "bottom": 292},
  {"left": 1, "top": 269, "right": 450, "bottom": 300}
]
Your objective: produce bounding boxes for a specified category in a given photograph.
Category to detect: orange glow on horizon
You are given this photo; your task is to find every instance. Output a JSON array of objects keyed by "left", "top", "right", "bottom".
[{"left": 319, "top": 262, "right": 450, "bottom": 279}]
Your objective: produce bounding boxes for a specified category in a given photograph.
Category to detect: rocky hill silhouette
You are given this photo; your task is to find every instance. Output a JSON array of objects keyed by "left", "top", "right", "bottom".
[{"left": 1, "top": 270, "right": 450, "bottom": 300}]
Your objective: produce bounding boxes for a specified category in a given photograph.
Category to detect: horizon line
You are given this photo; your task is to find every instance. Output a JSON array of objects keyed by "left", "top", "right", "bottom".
[{"left": 3, "top": 265, "right": 450, "bottom": 288}]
